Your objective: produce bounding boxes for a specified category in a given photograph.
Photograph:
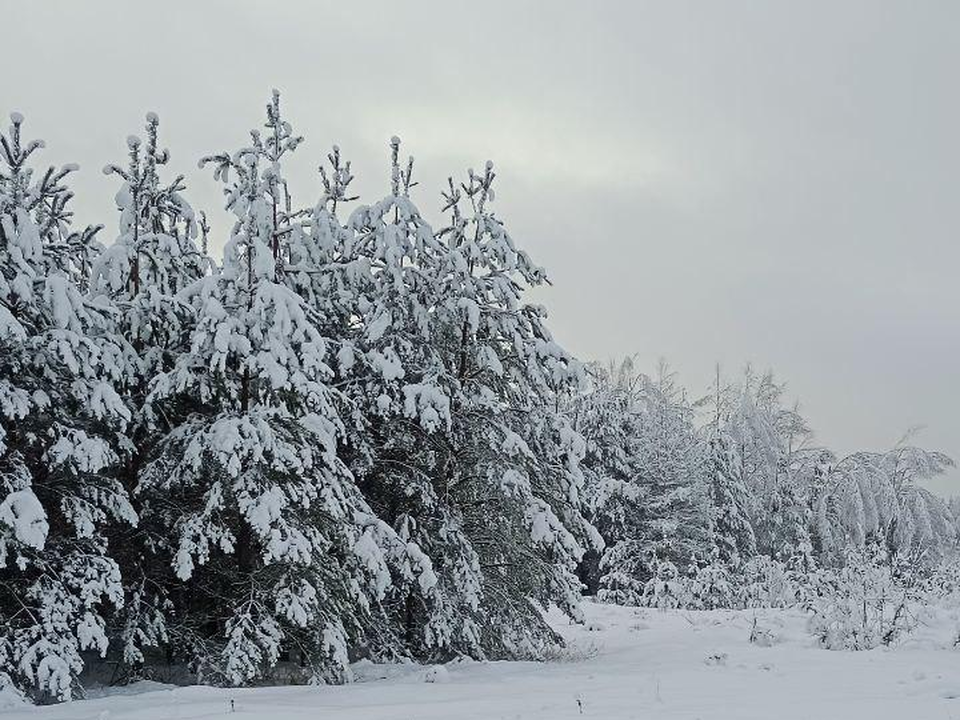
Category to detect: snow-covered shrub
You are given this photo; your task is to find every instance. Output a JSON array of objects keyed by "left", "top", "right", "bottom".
[
  {"left": 918, "top": 558, "right": 960, "bottom": 608},
  {"left": 639, "top": 560, "right": 687, "bottom": 609},
  {"left": 740, "top": 556, "right": 802, "bottom": 609},
  {"left": 597, "top": 539, "right": 649, "bottom": 606},
  {"left": 685, "top": 558, "right": 738, "bottom": 610},
  {"left": 806, "top": 550, "right": 917, "bottom": 650},
  {"left": 0, "top": 675, "right": 26, "bottom": 711},
  {"left": 423, "top": 665, "right": 449, "bottom": 683},
  {"left": 748, "top": 616, "right": 781, "bottom": 647}
]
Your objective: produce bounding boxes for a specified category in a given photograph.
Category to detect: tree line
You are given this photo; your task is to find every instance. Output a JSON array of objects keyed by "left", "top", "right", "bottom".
[{"left": 0, "top": 94, "right": 955, "bottom": 703}]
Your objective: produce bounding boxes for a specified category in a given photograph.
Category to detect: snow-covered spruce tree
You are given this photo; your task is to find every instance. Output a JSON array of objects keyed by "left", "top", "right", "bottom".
[
  {"left": 137, "top": 93, "right": 405, "bottom": 685},
  {"left": 0, "top": 113, "right": 135, "bottom": 701},
  {"left": 702, "top": 366, "right": 755, "bottom": 566},
  {"left": 570, "top": 359, "right": 648, "bottom": 604},
  {"left": 91, "top": 114, "right": 210, "bottom": 678},
  {"left": 684, "top": 549, "right": 739, "bottom": 609},
  {"left": 568, "top": 359, "right": 639, "bottom": 595},
  {"left": 598, "top": 361, "right": 710, "bottom": 603},
  {"left": 638, "top": 558, "right": 687, "bottom": 609},
  {"left": 424, "top": 162, "right": 599, "bottom": 657}
]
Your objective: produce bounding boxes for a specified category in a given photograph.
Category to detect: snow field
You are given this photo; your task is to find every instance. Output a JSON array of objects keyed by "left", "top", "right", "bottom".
[{"left": 6, "top": 600, "right": 960, "bottom": 720}]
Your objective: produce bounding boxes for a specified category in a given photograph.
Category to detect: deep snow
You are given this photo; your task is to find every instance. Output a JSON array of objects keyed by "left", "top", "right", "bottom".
[{"left": 5, "top": 600, "right": 960, "bottom": 719}]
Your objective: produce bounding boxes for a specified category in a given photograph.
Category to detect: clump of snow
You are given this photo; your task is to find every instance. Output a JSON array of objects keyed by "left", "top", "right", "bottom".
[
  {"left": 703, "top": 651, "right": 729, "bottom": 666},
  {"left": 0, "top": 682, "right": 26, "bottom": 711},
  {"left": 748, "top": 617, "right": 781, "bottom": 647},
  {"left": 422, "top": 665, "right": 449, "bottom": 684},
  {"left": 0, "top": 489, "right": 48, "bottom": 550}
]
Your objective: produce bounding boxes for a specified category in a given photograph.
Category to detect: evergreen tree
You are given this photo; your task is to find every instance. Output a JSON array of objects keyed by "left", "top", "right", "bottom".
[
  {"left": 0, "top": 113, "right": 134, "bottom": 701},
  {"left": 288, "top": 137, "right": 463, "bottom": 660},
  {"left": 704, "top": 366, "right": 756, "bottom": 566},
  {"left": 629, "top": 361, "right": 710, "bottom": 571},
  {"left": 571, "top": 359, "right": 644, "bottom": 600},
  {"left": 4, "top": 93, "right": 958, "bottom": 703},
  {"left": 584, "top": 361, "right": 709, "bottom": 605},
  {"left": 92, "top": 113, "right": 210, "bottom": 678},
  {"left": 425, "top": 162, "right": 598, "bottom": 655},
  {"left": 137, "top": 93, "right": 405, "bottom": 684}
]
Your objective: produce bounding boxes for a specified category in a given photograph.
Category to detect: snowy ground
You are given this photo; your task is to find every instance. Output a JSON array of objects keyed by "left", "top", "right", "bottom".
[{"left": 6, "top": 601, "right": 960, "bottom": 719}]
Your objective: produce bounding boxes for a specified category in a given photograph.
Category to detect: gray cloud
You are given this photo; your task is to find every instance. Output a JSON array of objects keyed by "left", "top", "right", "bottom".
[{"left": 6, "top": 0, "right": 958, "bottom": 492}]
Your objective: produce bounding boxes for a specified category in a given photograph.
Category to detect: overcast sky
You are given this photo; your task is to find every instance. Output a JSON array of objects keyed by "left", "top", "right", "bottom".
[{"left": 6, "top": 1, "right": 959, "bottom": 493}]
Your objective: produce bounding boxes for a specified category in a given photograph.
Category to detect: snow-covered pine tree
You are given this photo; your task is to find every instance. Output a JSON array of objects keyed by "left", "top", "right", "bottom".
[
  {"left": 296, "top": 150, "right": 599, "bottom": 659},
  {"left": 286, "top": 137, "right": 469, "bottom": 661},
  {"left": 0, "top": 113, "right": 135, "bottom": 701},
  {"left": 137, "top": 93, "right": 403, "bottom": 685},
  {"left": 339, "top": 140, "right": 486, "bottom": 660},
  {"left": 639, "top": 558, "right": 686, "bottom": 609},
  {"left": 426, "top": 162, "right": 598, "bottom": 656},
  {"left": 95, "top": 112, "right": 208, "bottom": 376},
  {"left": 685, "top": 549, "right": 739, "bottom": 609},
  {"left": 92, "top": 113, "right": 210, "bottom": 677}
]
